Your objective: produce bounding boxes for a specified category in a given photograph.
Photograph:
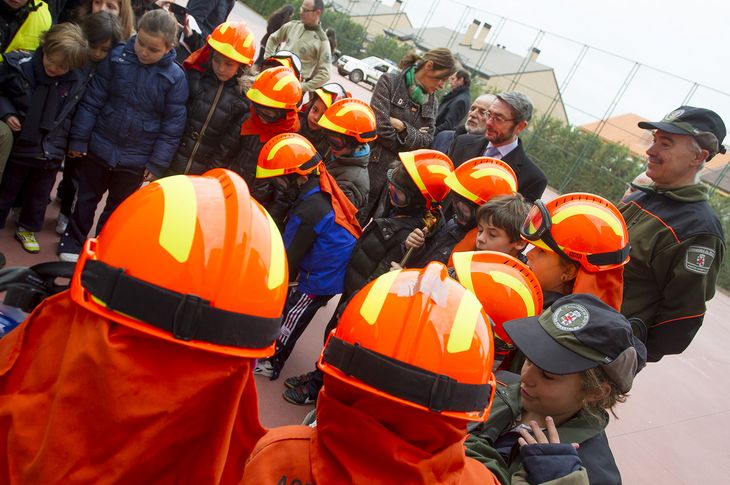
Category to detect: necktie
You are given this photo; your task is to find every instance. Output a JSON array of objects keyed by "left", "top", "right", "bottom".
[{"left": 484, "top": 145, "right": 500, "bottom": 158}]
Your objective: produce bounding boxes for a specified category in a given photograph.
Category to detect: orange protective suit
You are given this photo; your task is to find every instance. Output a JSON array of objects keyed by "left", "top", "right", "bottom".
[
  {"left": 242, "top": 379, "right": 500, "bottom": 484},
  {"left": 0, "top": 293, "right": 265, "bottom": 484}
]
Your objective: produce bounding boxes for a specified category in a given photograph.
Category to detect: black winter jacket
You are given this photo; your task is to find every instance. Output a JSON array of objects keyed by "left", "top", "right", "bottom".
[
  {"left": 0, "top": 49, "right": 84, "bottom": 164},
  {"left": 168, "top": 67, "right": 249, "bottom": 175},
  {"left": 344, "top": 215, "right": 422, "bottom": 296},
  {"left": 435, "top": 85, "right": 470, "bottom": 134},
  {"left": 408, "top": 216, "right": 473, "bottom": 268},
  {"left": 324, "top": 144, "right": 370, "bottom": 212}
]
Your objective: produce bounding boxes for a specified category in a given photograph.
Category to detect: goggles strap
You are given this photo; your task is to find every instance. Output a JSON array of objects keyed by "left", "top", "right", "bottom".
[{"left": 586, "top": 244, "right": 631, "bottom": 267}]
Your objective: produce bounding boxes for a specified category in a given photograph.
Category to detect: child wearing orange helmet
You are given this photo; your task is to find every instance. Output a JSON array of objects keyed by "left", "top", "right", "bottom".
[
  {"left": 521, "top": 193, "right": 631, "bottom": 311},
  {"left": 253, "top": 133, "right": 361, "bottom": 382},
  {"left": 282, "top": 148, "right": 453, "bottom": 405},
  {"left": 298, "top": 81, "right": 349, "bottom": 155},
  {"left": 235, "top": 65, "right": 302, "bottom": 186},
  {"left": 317, "top": 97, "right": 378, "bottom": 213},
  {"left": 244, "top": 263, "right": 502, "bottom": 485},
  {"left": 0, "top": 169, "right": 289, "bottom": 482},
  {"left": 167, "top": 21, "right": 256, "bottom": 176}
]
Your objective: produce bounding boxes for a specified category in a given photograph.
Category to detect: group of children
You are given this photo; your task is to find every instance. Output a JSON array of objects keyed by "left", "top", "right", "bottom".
[{"left": 0, "top": 3, "right": 650, "bottom": 483}]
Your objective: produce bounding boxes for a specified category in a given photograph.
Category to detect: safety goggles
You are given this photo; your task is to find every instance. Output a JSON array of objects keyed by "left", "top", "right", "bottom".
[
  {"left": 253, "top": 103, "right": 287, "bottom": 124},
  {"left": 520, "top": 200, "right": 630, "bottom": 272},
  {"left": 325, "top": 132, "right": 349, "bottom": 151}
]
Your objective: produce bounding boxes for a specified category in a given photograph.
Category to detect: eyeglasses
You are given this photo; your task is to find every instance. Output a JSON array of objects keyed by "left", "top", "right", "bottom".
[
  {"left": 300, "top": 7, "right": 317, "bottom": 13},
  {"left": 486, "top": 110, "right": 515, "bottom": 124}
]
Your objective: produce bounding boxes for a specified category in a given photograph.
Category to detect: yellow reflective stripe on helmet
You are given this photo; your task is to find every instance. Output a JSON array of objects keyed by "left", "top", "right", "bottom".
[
  {"left": 452, "top": 251, "right": 475, "bottom": 293},
  {"left": 247, "top": 88, "right": 287, "bottom": 108},
  {"left": 256, "top": 165, "right": 285, "bottom": 178},
  {"left": 273, "top": 73, "right": 299, "bottom": 91},
  {"left": 317, "top": 113, "right": 343, "bottom": 134},
  {"left": 447, "top": 289, "right": 482, "bottom": 353},
  {"left": 360, "top": 269, "right": 400, "bottom": 325},
  {"left": 426, "top": 164, "right": 450, "bottom": 177},
  {"left": 472, "top": 167, "right": 517, "bottom": 191},
  {"left": 400, "top": 152, "right": 427, "bottom": 194},
  {"left": 156, "top": 176, "right": 197, "bottom": 263},
  {"left": 268, "top": 136, "right": 311, "bottom": 160},
  {"left": 445, "top": 172, "right": 479, "bottom": 203},
  {"left": 489, "top": 271, "right": 537, "bottom": 316},
  {"left": 243, "top": 31, "right": 254, "bottom": 48},
  {"left": 552, "top": 205, "right": 623, "bottom": 236},
  {"left": 265, "top": 210, "right": 286, "bottom": 290},
  {"left": 336, "top": 103, "right": 376, "bottom": 123}
]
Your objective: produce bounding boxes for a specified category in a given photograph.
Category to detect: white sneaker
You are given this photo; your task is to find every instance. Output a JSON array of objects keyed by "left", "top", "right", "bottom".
[
  {"left": 56, "top": 214, "right": 69, "bottom": 235},
  {"left": 253, "top": 360, "right": 276, "bottom": 378},
  {"left": 58, "top": 252, "right": 79, "bottom": 263}
]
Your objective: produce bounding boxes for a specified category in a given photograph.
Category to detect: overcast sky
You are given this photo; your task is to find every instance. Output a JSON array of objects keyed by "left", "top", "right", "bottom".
[{"left": 393, "top": 0, "right": 729, "bottom": 130}]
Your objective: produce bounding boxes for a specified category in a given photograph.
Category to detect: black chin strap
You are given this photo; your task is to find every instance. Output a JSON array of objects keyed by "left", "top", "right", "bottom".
[
  {"left": 81, "top": 260, "right": 281, "bottom": 349},
  {"left": 322, "top": 336, "right": 491, "bottom": 414}
]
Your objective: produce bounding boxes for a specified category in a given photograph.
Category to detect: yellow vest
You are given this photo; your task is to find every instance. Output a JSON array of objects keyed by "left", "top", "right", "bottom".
[{"left": 2, "top": 1, "right": 51, "bottom": 56}]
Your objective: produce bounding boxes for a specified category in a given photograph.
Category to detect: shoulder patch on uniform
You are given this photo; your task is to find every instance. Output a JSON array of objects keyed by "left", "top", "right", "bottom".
[{"left": 685, "top": 245, "right": 716, "bottom": 275}]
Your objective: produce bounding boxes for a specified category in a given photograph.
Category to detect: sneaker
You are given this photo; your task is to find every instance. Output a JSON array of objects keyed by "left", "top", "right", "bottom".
[
  {"left": 58, "top": 252, "right": 79, "bottom": 263},
  {"left": 15, "top": 229, "right": 40, "bottom": 253},
  {"left": 253, "top": 359, "right": 281, "bottom": 380},
  {"left": 283, "top": 381, "right": 319, "bottom": 406},
  {"left": 284, "top": 370, "right": 316, "bottom": 389},
  {"left": 56, "top": 214, "right": 69, "bottom": 235}
]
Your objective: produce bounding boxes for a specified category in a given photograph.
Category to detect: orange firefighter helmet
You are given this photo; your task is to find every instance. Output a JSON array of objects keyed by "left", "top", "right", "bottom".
[{"left": 207, "top": 21, "right": 256, "bottom": 65}]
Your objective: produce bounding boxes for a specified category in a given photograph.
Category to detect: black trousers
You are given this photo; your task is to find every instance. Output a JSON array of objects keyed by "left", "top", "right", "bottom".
[
  {"left": 58, "top": 155, "right": 143, "bottom": 254},
  {"left": 0, "top": 159, "right": 58, "bottom": 231}
]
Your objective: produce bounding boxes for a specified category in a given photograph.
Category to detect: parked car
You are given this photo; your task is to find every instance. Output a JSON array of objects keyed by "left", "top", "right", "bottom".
[{"left": 336, "top": 55, "right": 400, "bottom": 86}]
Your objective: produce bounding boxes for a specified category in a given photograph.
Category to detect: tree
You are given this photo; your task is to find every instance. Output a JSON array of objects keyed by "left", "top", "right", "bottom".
[{"left": 365, "top": 35, "right": 411, "bottom": 64}]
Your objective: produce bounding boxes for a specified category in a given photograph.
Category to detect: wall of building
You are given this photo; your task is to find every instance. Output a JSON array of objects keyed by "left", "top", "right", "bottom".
[{"left": 485, "top": 70, "right": 569, "bottom": 123}]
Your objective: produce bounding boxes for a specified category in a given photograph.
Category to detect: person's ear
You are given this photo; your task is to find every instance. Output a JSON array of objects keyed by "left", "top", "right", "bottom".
[
  {"left": 562, "top": 262, "right": 578, "bottom": 282},
  {"left": 585, "top": 381, "right": 611, "bottom": 404},
  {"left": 513, "top": 119, "right": 528, "bottom": 135}
]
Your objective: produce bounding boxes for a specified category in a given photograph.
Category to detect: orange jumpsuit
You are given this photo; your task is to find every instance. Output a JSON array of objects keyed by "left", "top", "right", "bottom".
[
  {"left": 242, "top": 379, "right": 500, "bottom": 484},
  {"left": 0, "top": 293, "right": 265, "bottom": 484}
]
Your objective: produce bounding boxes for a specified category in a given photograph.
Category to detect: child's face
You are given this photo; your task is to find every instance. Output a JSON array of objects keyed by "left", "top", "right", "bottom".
[
  {"left": 526, "top": 245, "right": 569, "bottom": 293},
  {"left": 307, "top": 99, "right": 326, "bottom": 131},
  {"left": 519, "top": 359, "right": 586, "bottom": 426},
  {"left": 476, "top": 217, "right": 523, "bottom": 256},
  {"left": 211, "top": 51, "right": 241, "bottom": 82},
  {"left": 134, "top": 29, "right": 170, "bottom": 65},
  {"left": 89, "top": 39, "right": 113, "bottom": 63},
  {"left": 92, "top": 0, "right": 120, "bottom": 16},
  {"left": 43, "top": 51, "right": 70, "bottom": 77}
]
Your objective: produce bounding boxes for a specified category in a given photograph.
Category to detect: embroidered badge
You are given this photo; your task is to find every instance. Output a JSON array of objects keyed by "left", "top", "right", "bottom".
[
  {"left": 552, "top": 303, "right": 590, "bottom": 332},
  {"left": 685, "top": 246, "right": 716, "bottom": 275},
  {"left": 663, "top": 109, "right": 684, "bottom": 121}
]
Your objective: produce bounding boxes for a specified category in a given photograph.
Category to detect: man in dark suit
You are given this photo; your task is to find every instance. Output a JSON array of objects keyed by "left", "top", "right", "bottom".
[{"left": 449, "top": 91, "right": 547, "bottom": 202}]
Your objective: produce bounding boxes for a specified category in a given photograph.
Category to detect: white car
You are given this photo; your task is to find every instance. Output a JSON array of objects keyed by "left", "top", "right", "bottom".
[{"left": 336, "top": 55, "right": 400, "bottom": 86}]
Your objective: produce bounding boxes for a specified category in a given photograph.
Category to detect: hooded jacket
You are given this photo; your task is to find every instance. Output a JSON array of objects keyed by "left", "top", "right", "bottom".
[
  {"left": 68, "top": 37, "right": 188, "bottom": 176},
  {"left": 0, "top": 292, "right": 265, "bottom": 484},
  {"left": 620, "top": 182, "right": 724, "bottom": 361},
  {"left": 466, "top": 381, "right": 618, "bottom": 485},
  {"left": 242, "top": 379, "right": 501, "bottom": 484},
  {"left": 324, "top": 144, "right": 370, "bottom": 211}
]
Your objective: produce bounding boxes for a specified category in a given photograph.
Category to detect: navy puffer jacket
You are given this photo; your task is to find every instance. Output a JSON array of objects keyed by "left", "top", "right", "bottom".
[{"left": 68, "top": 38, "right": 188, "bottom": 176}]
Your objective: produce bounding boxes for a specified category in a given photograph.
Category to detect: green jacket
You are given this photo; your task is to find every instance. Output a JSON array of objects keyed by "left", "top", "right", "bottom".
[
  {"left": 263, "top": 20, "right": 331, "bottom": 92},
  {"left": 465, "top": 382, "right": 619, "bottom": 485},
  {"left": 1, "top": 1, "right": 51, "bottom": 58},
  {"left": 620, "top": 183, "right": 725, "bottom": 361}
]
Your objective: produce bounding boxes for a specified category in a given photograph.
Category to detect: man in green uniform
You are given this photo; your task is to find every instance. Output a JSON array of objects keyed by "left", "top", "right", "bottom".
[
  {"left": 264, "top": 0, "right": 331, "bottom": 92},
  {"left": 621, "top": 106, "right": 726, "bottom": 361}
]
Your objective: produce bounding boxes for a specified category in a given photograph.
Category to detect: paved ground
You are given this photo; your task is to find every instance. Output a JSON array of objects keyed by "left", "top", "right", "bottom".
[{"left": 0, "top": 2, "right": 727, "bottom": 483}]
